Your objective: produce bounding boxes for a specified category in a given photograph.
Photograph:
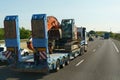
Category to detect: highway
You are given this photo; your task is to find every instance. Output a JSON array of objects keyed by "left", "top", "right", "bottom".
[{"left": 0, "top": 38, "right": 120, "bottom": 80}]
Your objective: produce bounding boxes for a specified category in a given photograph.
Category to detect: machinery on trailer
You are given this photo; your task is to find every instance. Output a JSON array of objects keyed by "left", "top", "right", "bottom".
[
  {"left": 53, "top": 19, "right": 82, "bottom": 58},
  {"left": 4, "top": 14, "right": 69, "bottom": 73},
  {"left": 27, "top": 16, "right": 61, "bottom": 51},
  {"left": 27, "top": 17, "right": 82, "bottom": 59}
]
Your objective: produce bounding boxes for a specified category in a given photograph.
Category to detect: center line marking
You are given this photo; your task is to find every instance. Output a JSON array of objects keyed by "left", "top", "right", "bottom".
[
  {"left": 112, "top": 41, "right": 119, "bottom": 53},
  {"left": 75, "top": 59, "right": 84, "bottom": 67}
]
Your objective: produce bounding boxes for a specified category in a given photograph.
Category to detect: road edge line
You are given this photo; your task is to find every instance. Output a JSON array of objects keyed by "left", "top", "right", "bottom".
[{"left": 112, "top": 41, "right": 119, "bottom": 53}]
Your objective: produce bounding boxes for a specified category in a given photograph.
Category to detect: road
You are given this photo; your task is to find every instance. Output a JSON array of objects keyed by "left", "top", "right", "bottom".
[{"left": 0, "top": 38, "right": 120, "bottom": 80}]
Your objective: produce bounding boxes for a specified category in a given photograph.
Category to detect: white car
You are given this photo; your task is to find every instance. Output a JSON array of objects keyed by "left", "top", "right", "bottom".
[
  {"left": 0, "top": 44, "right": 7, "bottom": 62},
  {"left": 20, "top": 48, "right": 29, "bottom": 56},
  {"left": 0, "top": 46, "right": 29, "bottom": 62}
]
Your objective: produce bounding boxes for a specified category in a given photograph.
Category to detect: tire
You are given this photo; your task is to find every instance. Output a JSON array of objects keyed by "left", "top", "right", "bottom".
[
  {"left": 55, "top": 60, "right": 60, "bottom": 72},
  {"left": 80, "top": 48, "right": 84, "bottom": 55},
  {"left": 61, "top": 57, "right": 65, "bottom": 68},
  {"left": 84, "top": 45, "right": 87, "bottom": 52},
  {"left": 65, "top": 56, "right": 70, "bottom": 65}
]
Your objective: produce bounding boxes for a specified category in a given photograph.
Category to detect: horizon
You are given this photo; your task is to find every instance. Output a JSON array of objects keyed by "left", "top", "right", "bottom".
[{"left": 0, "top": 0, "right": 120, "bottom": 33}]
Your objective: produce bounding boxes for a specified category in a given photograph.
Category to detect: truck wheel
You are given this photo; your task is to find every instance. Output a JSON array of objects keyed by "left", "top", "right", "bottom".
[
  {"left": 55, "top": 60, "right": 60, "bottom": 72},
  {"left": 65, "top": 56, "right": 70, "bottom": 65},
  {"left": 61, "top": 58, "right": 65, "bottom": 68},
  {"left": 84, "top": 45, "right": 87, "bottom": 52},
  {"left": 80, "top": 48, "right": 84, "bottom": 55}
]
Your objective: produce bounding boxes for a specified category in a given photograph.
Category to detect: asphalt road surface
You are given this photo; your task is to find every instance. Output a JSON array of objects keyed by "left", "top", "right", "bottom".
[{"left": 0, "top": 38, "right": 120, "bottom": 80}]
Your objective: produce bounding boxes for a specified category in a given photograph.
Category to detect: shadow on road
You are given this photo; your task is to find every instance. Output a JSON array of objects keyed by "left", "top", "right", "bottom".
[{"left": 0, "top": 65, "right": 48, "bottom": 80}]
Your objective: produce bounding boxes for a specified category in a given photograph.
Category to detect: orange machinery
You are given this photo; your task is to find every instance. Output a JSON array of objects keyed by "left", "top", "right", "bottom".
[{"left": 27, "top": 16, "right": 61, "bottom": 51}]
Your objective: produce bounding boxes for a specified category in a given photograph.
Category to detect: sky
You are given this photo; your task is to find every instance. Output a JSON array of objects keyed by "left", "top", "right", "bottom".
[{"left": 0, "top": 0, "right": 120, "bottom": 33}]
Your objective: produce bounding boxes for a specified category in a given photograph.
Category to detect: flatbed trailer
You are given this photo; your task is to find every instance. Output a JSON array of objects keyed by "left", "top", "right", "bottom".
[
  {"left": 4, "top": 14, "right": 70, "bottom": 73},
  {"left": 13, "top": 53, "right": 69, "bottom": 72}
]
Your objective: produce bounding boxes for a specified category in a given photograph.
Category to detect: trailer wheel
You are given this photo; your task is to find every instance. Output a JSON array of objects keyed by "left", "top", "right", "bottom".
[
  {"left": 55, "top": 60, "right": 60, "bottom": 72},
  {"left": 84, "top": 45, "right": 88, "bottom": 52},
  {"left": 61, "top": 57, "right": 65, "bottom": 68},
  {"left": 65, "top": 56, "right": 70, "bottom": 65},
  {"left": 80, "top": 48, "right": 84, "bottom": 55}
]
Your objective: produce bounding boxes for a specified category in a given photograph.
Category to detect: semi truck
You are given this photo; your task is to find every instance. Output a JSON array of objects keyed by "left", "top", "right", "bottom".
[
  {"left": 77, "top": 27, "right": 88, "bottom": 52},
  {"left": 103, "top": 32, "right": 110, "bottom": 39},
  {"left": 4, "top": 14, "right": 82, "bottom": 73}
]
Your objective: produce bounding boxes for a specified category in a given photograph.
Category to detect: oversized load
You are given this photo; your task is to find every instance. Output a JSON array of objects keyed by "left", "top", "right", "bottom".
[{"left": 27, "top": 16, "right": 62, "bottom": 51}]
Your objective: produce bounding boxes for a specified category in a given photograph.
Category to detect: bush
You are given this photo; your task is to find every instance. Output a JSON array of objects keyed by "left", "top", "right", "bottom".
[
  {"left": 20, "top": 27, "right": 31, "bottom": 39},
  {"left": 0, "top": 27, "right": 31, "bottom": 40},
  {"left": 0, "top": 28, "right": 4, "bottom": 40}
]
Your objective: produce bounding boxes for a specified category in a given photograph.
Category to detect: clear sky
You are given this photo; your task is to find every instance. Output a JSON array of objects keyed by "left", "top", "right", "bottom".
[{"left": 0, "top": 0, "right": 120, "bottom": 33}]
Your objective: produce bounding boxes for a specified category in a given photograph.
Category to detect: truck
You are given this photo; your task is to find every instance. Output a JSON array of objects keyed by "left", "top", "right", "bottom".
[
  {"left": 77, "top": 27, "right": 88, "bottom": 52},
  {"left": 4, "top": 14, "right": 82, "bottom": 73},
  {"left": 103, "top": 32, "right": 110, "bottom": 39}
]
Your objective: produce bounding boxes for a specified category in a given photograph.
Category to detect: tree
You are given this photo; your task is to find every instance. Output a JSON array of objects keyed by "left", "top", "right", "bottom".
[
  {"left": 88, "top": 30, "right": 96, "bottom": 36},
  {"left": 89, "top": 30, "right": 96, "bottom": 34},
  {"left": 20, "top": 27, "right": 31, "bottom": 39},
  {"left": 0, "top": 27, "right": 31, "bottom": 40},
  {"left": 0, "top": 28, "right": 4, "bottom": 40}
]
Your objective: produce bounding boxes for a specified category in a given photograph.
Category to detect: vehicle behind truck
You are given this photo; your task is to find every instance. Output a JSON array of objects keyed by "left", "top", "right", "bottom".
[{"left": 104, "top": 32, "right": 110, "bottom": 39}]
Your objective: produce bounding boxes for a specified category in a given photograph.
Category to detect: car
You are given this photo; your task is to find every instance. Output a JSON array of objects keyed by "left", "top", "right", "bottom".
[
  {"left": 0, "top": 44, "right": 7, "bottom": 62},
  {"left": 20, "top": 48, "right": 29, "bottom": 56},
  {"left": 0, "top": 46, "right": 30, "bottom": 62}
]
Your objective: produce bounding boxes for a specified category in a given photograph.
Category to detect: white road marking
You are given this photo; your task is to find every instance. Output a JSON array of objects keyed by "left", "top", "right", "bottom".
[
  {"left": 93, "top": 49, "right": 96, "bottom": 52},
  {"left": 75, "top": 59, "right": 84, "bottom": 67},
  {"left": 112, "top": 42, "right": 119, "bottom": 53}
]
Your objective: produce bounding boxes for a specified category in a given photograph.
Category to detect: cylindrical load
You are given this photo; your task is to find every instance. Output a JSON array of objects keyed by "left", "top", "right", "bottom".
[
  {"left": 47, "top": 16, "right": 60, "bottom": 31},
  {"left": 27, "top": 15, "right": 62, "bottom": 51}
]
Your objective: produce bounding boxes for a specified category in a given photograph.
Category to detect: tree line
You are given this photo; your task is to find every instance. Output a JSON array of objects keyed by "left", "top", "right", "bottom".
[
  {"left": 0, "top": 28, "right": 120, "bottom": 41},
  {"left": 89, "top": 30, "right": 120, "bottom": 41},
  {"left": 0, "top": 27, "right": 31, "bottom": 40}
]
